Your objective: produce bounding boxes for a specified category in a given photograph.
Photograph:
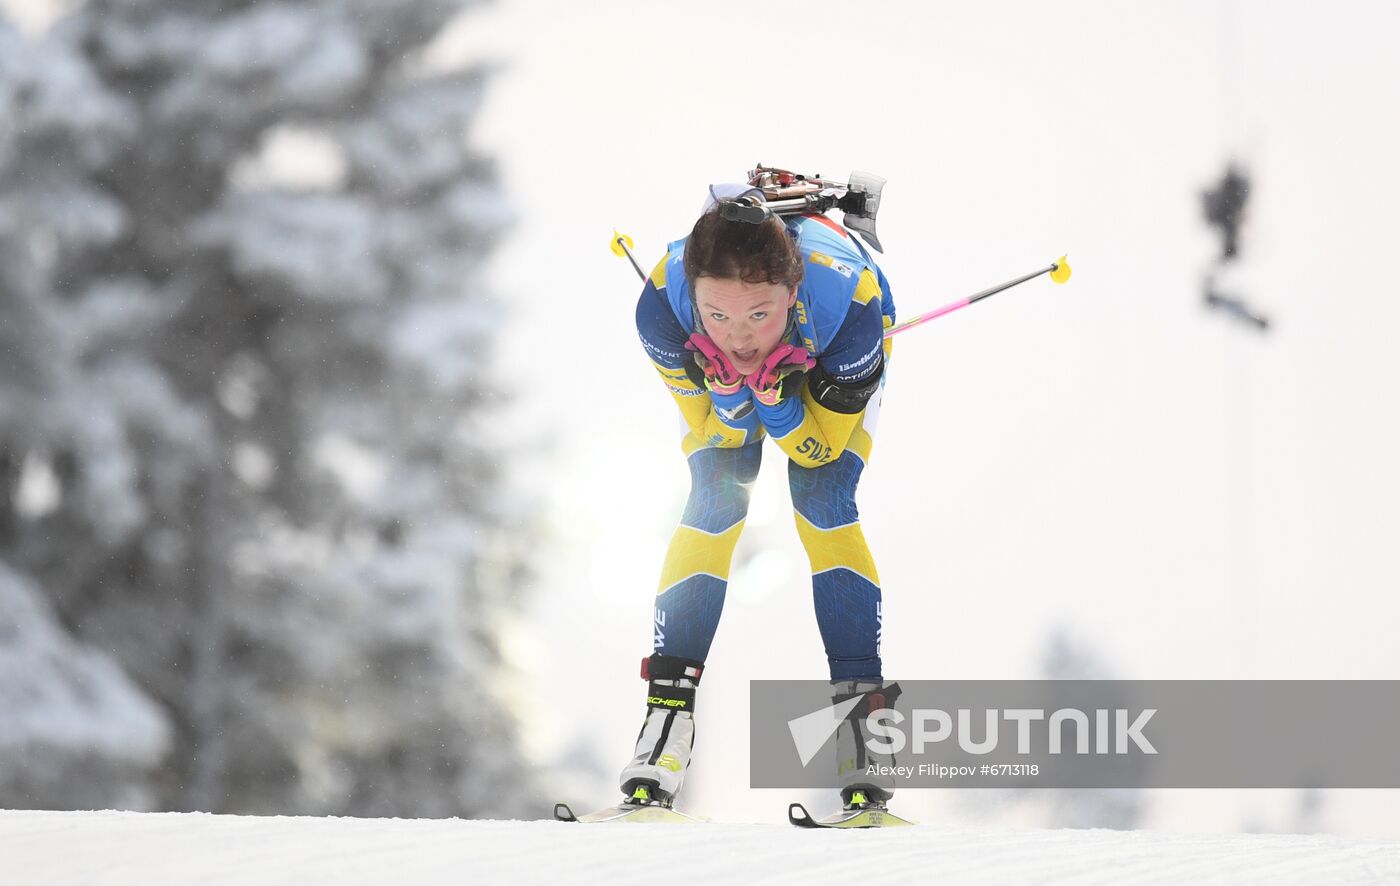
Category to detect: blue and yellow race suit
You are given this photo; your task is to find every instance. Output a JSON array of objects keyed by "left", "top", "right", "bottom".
[{"left": 635, "top": 213, "right": 896, "bottom": 682}]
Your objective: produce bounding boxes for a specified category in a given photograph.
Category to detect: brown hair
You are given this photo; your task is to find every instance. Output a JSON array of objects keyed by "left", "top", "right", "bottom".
[{"left": 683, "top": 209, "right": 804, "bottom": 290}]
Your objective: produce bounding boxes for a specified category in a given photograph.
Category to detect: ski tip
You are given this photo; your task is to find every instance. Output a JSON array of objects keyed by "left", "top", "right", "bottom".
[
  {"left": 553, "top": 802, "right": 579, "bottom": 822},
  {"left": 788, "top": 802, "right": 815, "bottom": 827}
]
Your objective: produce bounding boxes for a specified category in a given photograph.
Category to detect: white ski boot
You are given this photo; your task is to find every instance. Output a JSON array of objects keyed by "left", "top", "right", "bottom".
[{"left": 618, "top": 653, "right": 704, "bottom": 806}]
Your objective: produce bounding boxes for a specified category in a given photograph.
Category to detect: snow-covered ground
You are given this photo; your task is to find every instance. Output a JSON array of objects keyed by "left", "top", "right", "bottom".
[{"left": 2, "top": 809, "right": 1398, "bottom": 885}]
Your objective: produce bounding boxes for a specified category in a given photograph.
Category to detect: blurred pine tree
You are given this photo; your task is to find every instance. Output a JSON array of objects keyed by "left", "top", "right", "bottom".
[{"left": 0, "top": 0, "right": 537, "bottom": 818}]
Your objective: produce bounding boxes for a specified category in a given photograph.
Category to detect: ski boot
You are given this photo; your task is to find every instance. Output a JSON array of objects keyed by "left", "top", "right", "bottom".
[
  {"left": 833, "top": 679, "right": 902, "bottom": 804},
  {"left": 617, "top": 653, "right": 704, "bottom": 808},
  {"left": 788, "top": 679, "right": 916, "bottom": 828}
]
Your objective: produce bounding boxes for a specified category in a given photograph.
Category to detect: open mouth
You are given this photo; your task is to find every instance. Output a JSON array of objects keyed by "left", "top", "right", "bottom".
[{"left": 733, "top": 349, "right": 758, "bottom": 363}]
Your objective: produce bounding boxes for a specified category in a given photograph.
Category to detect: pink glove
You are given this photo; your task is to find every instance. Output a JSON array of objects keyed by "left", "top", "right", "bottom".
[
  {"left": 745, "top": 343, "right": 815, "bottom": 406},
  {"left": 685, "top": 333, "right": 746, "bottom": 395}
]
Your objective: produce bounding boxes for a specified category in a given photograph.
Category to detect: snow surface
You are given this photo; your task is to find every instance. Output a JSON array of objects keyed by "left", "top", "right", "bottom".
[{"left": 2, "top": 809, "right": 1399, "bottom": 885}]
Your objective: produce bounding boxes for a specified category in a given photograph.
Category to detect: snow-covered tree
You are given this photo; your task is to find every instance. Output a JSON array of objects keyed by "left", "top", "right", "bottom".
[
  {"left": 0, "top": 1, "right": 535, "bottom": 817},
  {"left": 1, "top": 7, "right": 182, "bottom": 810},
  {"left": 0, "top": 564, "right": 171, "bottom": 809}
]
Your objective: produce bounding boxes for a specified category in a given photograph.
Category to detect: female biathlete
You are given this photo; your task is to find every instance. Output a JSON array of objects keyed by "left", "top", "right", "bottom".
[{"left": 618, "top": 182, "right": 898, "bottom": 814}]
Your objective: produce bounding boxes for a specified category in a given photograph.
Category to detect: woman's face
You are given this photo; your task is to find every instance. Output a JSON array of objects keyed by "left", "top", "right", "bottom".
[{"left": 693, "top": 277, "right": 798, "bottom": 376}]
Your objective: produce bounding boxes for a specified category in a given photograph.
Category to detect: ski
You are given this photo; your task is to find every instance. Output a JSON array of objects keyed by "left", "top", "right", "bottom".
[
  {"left": 788, "top": 796, "right": 916, "bottom": 829},
  {"left": 553, "top": 801, "right": 704, "bottom": 824},
  {"left": 554, "top": 785, "right": 705, "bottom": 824},
  {"left": 554, "top": 797, "right": 912, "bottom": 827}
]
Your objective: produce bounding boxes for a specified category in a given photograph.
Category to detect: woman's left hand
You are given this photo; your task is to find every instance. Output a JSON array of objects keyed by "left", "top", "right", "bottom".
[{"left": 746, "top": 344, "right": 815, "bottom": 406}]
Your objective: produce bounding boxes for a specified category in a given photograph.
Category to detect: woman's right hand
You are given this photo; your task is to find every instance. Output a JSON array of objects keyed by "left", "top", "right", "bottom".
[{"left": 685, "top": 333, "right": 746, "bottom": 395}]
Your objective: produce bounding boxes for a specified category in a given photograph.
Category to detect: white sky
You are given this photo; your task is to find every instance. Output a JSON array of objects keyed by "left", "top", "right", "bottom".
[{"left": 450, "top": 0, "right": 1400, "bottom": 834}]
